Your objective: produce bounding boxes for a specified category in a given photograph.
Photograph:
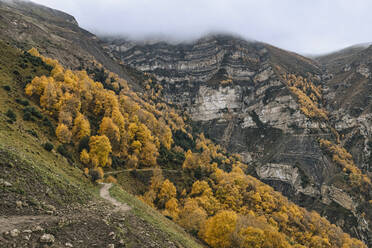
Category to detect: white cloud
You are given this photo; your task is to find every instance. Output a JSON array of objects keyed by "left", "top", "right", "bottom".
[{"left": 31, "top": 0, "right": 372, "bottom": 54}]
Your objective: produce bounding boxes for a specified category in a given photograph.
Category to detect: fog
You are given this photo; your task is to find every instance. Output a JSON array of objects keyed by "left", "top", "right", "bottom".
[{"left": 30, "top": 0, "right": 372, "bottom": 55}]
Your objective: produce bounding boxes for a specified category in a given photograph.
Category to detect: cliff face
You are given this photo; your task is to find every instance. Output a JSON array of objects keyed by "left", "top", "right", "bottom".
[
  {"left": 103, "top": 35, "right": 372, "bottom": 245},
  {"left": 317, "top": 46, "right": 372, "bottom": 174}
]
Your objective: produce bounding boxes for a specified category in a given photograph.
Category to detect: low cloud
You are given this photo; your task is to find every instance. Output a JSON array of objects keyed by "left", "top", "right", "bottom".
[{"left": 31, "top": 0, "right": 372, "bottom": 54}]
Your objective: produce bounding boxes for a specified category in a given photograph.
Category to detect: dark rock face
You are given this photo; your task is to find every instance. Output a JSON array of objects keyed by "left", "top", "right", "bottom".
[
  {"left": 317, "top": 45, "right": 372, "bottom": 175},
  {"left": 103, "top": 35, "right": 372, "bottom": 245}
]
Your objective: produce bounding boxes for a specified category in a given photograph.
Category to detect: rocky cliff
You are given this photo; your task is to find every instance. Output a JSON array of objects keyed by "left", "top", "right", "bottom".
[
  {"left": 317, "top": 45, "right": 372, "bottom": 173},
  {"left": 103, "top": 35, "right": 372, "bottom": 245}
]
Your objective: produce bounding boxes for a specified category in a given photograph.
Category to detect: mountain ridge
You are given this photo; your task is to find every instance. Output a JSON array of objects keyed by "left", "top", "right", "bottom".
[{"left": 1, "top": 0, "right": 372, "bottom": 247}]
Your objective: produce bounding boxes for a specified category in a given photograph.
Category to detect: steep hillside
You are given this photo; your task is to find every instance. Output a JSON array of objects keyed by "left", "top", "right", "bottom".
[
  {"left": 103, "top": 35, "right": 372, "bottom": 245},
  {"left": 316, "top": 43, "right": 371, "bottom": 72},
  {"left": 1, "top": 0, "right": 371, "bottom": 247},
  {"left": 5, "top": 42, "right": 366, "bottom": 248},
  {"left": 0, "top": 40, "right": 202, "bottom": 248},
  {"left": 0, "top": 0, "right": 144, "bottom": 91},
  {"left": 315, "top": 43, "right": 372, "bottom": 205}
]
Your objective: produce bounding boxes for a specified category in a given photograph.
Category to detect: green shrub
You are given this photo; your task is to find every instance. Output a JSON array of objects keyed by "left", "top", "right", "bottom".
[
  {"left": 89, "top": 169, "right": 100, "bottom": 182},
  {"left": 2, "top": 85, "right": 11, "bottom": 91},
  {"left": 173, "top": 130, "right": 196, "bottom": 151},
  {"left": 43, "top": 142, "right": 54, "bottom": 151},
  {"left": 5, "top": 109, "right": 16, "bottom": 122},
  {"left": 23, "top": 112, "right": 35, "bottom": 121},
  {"left": 16, "top": 98, "right": 29, "bottom": 106},
  {"left": 42, "top": 117, "right": 54, "bottom": 134},
  {"left": 78, "top": 136, "right": 90, "bottom": 152},
  {"left": 57, "top": 145, "right": 71, "bottom": 159},
  {"left": 23, "top": 106, "right": 42, "bottom": 119},
  {"left": 26, "top": 129, "right": 38, "bottom": 138},
  {"left": 19, "top": 63, "right": 27, "bottom": 69}
]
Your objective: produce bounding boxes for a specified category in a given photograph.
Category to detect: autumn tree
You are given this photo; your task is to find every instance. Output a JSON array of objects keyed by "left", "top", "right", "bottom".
[
  {"left": 25, "top": 75, "right": 49, "bottom": 97},
  {"left": 80, "top": 149, "right": 90, "bottom": 165},
  {"left": 177, "top": 198, "right": 207, "bottom": 234},
  {"left": 56, "top": 123, "right": 72, "bottom": 144},
  {"left": 157, "top": 179, "right": 177, "bottom": 207},
  {"left": 163, "top": 197, "right": 180, "bottom": 220},
  {"left": 201, "top": 210, "right": 238, "bottom": 248},
  {"left": 99, "top": 117, "right": 120, "bottom": 154},
  {"left": 89, "top": 135, "right": 112, "bottom": 167},
  {"left": 72, "top": 113, "right": 91, "bottom": 143}
]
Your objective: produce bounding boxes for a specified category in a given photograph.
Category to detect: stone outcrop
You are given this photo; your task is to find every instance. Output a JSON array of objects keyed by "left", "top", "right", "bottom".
[{"left": 103, "top": 35, "right": 372, "bottom": 245}]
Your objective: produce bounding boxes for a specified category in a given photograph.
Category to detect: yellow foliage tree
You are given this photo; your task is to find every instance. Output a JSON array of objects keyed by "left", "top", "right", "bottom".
[
  {"left": 80, "top": 149, "right": 90, "bottom": 165},
  {"left": 72, "top": 113, "right": 91, "bottom": 142},
  {"left": 177, "top": 198, "right": 207, "bottom": 233},
  {"left": 163, "top": 197, "right": 180, "bottom": 220},
  {"left": 201, "top": 210, "right": 238, "bottom": 248},
  {"left": 25, "top": 75, "right": 49, "bottom": 97},
  {"left": 99, "top": 117, "right": 120, "bottom": 154},
  {"left": 158, "top": 179, "right": 177, "bottom": 207},
  {"left": 89, "top": 135, "right": 112, "bottom": 167},
  {"left": 56, "top": 123, "right": 72, "bottom": 144}
]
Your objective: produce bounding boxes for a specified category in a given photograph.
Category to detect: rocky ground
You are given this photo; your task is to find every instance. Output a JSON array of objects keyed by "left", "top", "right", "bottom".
[{"left": 0, "top": 180, "right": 184, "bottom": 248}]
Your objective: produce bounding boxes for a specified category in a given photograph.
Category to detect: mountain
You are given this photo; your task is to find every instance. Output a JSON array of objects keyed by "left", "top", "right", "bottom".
[
  {"left": 315, "top": 44, "right": 372, "bottom": 167},
  {"left": 0, "top": 0, "right": 145, "bottom": 91},
  {"left": 0, "top": 40, "right": 201, "bottom": 247},
  {"left": 103, "top": 35, "right": 372, "bottom": 245},
  {"left": 0, "top": 0, "right": 371, "bottom": 247}
]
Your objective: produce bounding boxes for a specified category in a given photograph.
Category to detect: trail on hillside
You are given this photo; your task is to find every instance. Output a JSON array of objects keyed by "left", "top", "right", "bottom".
[
  {"left": 99, "top": 183, "right": 131, "bottom": 212},
  {"left": 105, "top": 168, "right": 178, "bottom": 175}
]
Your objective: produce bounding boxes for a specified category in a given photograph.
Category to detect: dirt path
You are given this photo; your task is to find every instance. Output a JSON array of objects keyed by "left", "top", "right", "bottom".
[
  {"left": 105, "top": 168, "right": 178, "bottom": 175},
  {"left": 99, "top": 183, "right": 131, "bottom": 212},
  {"left": 0, "top": 215, "right": 54, "bottom": 233}
]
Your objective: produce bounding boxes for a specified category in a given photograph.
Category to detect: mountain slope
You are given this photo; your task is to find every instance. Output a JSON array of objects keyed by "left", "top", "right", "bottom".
[
  {"left": 0, "top": 39, "right": 202, "bottom": 248},
  {"left": 315, "top": 43, "right": 372, "bottom": 200},
  {"left": 0, "top": 0, "right": 145, "bottom": 91},
  {"left": 103, "top": 35, "right": 372, "bottom": 245},
  {"left": 0, "top": 0, "right": 371, "bottom": 247}
]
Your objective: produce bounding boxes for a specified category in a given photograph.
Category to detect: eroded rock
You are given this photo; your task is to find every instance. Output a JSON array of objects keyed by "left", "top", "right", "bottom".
[{"left": 40, "top": 233, "right": 55, "bottom": 243}]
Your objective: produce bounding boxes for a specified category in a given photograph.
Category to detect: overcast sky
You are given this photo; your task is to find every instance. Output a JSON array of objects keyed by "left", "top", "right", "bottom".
[{"left": 31, "top": 0, "right": 372, "bottom": 55}]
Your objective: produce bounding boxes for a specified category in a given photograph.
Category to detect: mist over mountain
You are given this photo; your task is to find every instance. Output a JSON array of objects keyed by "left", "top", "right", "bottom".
[{"left": 23, "top": 0, "right": 372, "bottom": 55}]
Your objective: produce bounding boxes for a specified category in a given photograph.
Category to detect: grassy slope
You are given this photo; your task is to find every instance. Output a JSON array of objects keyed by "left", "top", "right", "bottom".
[{"left": 0, "top": 40, "right": 202, "bottom": 247}]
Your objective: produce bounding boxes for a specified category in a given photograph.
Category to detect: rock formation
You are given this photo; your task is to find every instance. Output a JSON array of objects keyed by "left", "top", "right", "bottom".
[{"left": 103, "top": 35, "right": 372, "bottom": 245}]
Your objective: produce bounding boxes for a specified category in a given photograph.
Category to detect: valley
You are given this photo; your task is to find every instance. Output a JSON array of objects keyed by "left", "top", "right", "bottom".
[{"left": 1, "top": 0, "right": 372, "bottom": 247}]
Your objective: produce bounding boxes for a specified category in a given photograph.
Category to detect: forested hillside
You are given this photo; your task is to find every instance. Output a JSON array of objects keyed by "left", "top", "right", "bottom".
[
  {"left": 18, "top": 46, "right": 366, "bottom": 247},
  {"left": 1, "top": 1, "right": 372, "bottom": 247}
]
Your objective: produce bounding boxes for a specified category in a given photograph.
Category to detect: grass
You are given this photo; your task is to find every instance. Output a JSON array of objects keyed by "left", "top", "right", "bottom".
[
  {"left": 0, "top": 40, "right": 203, "bottom": 247},
  {"left": 0, "top": 40, "right": 98, "bottom": 206},
  {"left": 110, "top": 184, "right": 203, "bottom": 248}
]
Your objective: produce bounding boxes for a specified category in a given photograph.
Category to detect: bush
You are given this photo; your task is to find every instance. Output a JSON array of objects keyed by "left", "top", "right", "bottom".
[
  {"left": 23, "top": 112, "right": 35, "bottom": 121},
  {"left": 89, "top": 167, "right": 104, "bottom": 182},
  {"left": 78, "top": 136, "right": 90, "bottom": 152},
  {"left": 43, "top": 142, "right": 54, "bottom": 151},
  {"left": 106, "top": 175, "right": 117, "bottom": 184},
  {"left": 19, "top": 63, "right": 27, "bottom": 69},
  {"left": 26, "top": 129, "right": 38, "bottom": 138},
  {"left": 23, "top": 106, "right": 42, "bottom": 119},
  {"left": 5, "top": 109, "right": 16, "bottom": 122},
  {"left": 2, "top": 85, "right": 11, "bottom": 91},
  {"left": 16, "top": 98, "right": 29, "bottom": 106},
  {"left": 57, "top": 144, "right": 71, "bottom": 159},
  {"left": 173, "top": 130, "right": 196, "bottom": 151}
]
